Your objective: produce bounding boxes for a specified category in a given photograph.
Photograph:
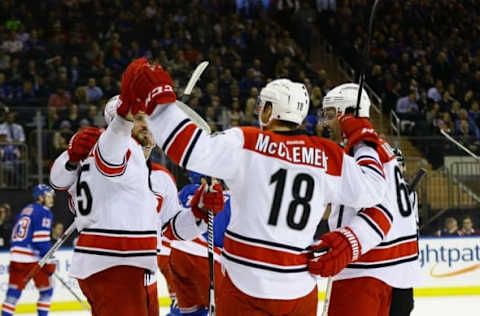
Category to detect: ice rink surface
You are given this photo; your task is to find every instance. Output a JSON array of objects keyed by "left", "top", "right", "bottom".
[{"left": 19, "top": 296, "right": 480, "bottom": 316}]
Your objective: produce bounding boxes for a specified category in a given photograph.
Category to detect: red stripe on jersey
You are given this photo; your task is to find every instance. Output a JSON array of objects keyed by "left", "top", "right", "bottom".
[
  {"left": 37, "top": 302, "right": 50, "bottom": 308},
  {"left": 167, "top": 123, "right": 197, "bottom": 164},
  {"left": 360, "top": 208, "right": 392, "bottom": 236},
  {"left": 151, "top": 162, "right": 177, "bottom": 185},
  {"left": 358, "top": 159, "right": 385, "bottom": 178},
  {"left": 11, "top": 249, "right": 35, "bottom": 257},
  {"left": 2, "top": 303, "right": 15, "bottom": 312},
  {"left": 154, "top": 194, "right": 163, "bottom": 213},
  {"left": 224, "top": 235, "right": 308, "bottom": 266},
  {"left": 356, "top": 240, "right": 418, "bottom": 263},
  {"left": 163, "top": 223, "right": 181, "bottom": 241},
  {"left": 94, "top": 147, "right": 131, "bottom": 176},
  {"left": 33, "top": 233, "right": 50, "bottom": 237},
  {"left": 193, "top": 237, "right": 222, "bottom": 255},
  {"left": 240, "top": 127, "right": 343, "bottom": 175},
  {"left": 77, "top": 233, "right": 157, "bottom": 252},
  {"left": 161, "top": 239, "right": 171, "bottom": 249}
]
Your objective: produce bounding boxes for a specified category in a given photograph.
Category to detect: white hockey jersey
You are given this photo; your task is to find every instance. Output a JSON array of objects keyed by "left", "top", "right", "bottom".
[
  {"left": 49, "top": 117, "right": 203, "bottom": 280},
  {"left": 147, "top": 103, "right": 387, "bottom": 300},
  {"left": 328, "top": 143, "right": 422, "bottom": 288}
]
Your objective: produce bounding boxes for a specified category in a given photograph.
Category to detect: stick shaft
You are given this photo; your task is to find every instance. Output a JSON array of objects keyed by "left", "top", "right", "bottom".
[
  {"left": 321, "top": 277, "right": 333, "bottom": 316},
  {"left": 54, "top": 273, "right": 90, "bottom": 311},
  {"left": 23, "top": 222, "right": 76, "bottom": 284},
  {"left": 207, "top": 210, "right": 215, "bottom": 315}
]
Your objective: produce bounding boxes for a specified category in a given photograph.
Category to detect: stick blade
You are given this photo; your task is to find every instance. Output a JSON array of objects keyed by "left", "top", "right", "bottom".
[{"left": 184, "top": 61, "right": 209, "bottom": 96}]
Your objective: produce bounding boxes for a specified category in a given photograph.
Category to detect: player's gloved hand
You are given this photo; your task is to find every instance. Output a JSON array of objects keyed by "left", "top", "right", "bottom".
[
  {"left": 338, "top": 114, "right": 381, "bottom": 155},
  {"left": 41, "top": 262, "right": 56, "bottom": 276},
  {"left": 308, "top": 227, "right": 361, "bottom": 277},
  {"left": 190, "top": 183, "right": 224, "bottom": 223},
  {"left": 131, "top": 62, "right": 176, "bottom": 115},
  {"left": 67, "top": 127, "right": 102, "bottom": 163},
  {"left": 117, "top": 57, "right": 149, "bottom": 119}
]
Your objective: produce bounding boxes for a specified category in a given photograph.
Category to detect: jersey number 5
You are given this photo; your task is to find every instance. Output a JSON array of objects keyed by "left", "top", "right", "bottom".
[
  {"left": 268, "top": 168, "right": 314, "bottom": 230},
  {"left": 77, "top": 164, "right": 93, "bottom": 216}
]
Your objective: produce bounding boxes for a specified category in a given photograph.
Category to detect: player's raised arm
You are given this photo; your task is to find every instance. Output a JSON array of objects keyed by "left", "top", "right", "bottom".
[
  {"left": 130, "top": 61, "right": 242, "bottom": 179},
  {"left": 50, "top": 127, "right": 101, "bottom": 190}
]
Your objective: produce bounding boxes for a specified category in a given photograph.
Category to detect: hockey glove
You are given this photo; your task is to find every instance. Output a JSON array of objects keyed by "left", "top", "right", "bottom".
[
  {"left": 41, "top": 262, "right": 56, "bottom": 276},
  {"left": 308, "top": 227, "right": 361, "bottom": 277},
  {"left": 190, "top": 183, "right": 224, "bottom": 223},
  {"left": 131, "top": 62, "right": 176, "bottom": 115},
  {"left": 117, "top": 57, "right": 149, "bottom": 118},
  {"left": 338, "top": 114, "right": 381, "bottom": 155},
  {"left": 67, "top": 127, "right": 101, "bottom": 163}
]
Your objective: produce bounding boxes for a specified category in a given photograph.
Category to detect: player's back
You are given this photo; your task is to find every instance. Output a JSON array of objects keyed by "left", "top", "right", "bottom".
[
  {"left": 222, "top": 127, "right": 357, "bottom": 300},
  {"left": 329, "top": 142, "right": 421, "bottom": 288},
  {"left": 10, "top": 203, "right": 52, "bottom": 263},
  {"left": 68, "top": 138, "right": 158, "bottom": 279}
]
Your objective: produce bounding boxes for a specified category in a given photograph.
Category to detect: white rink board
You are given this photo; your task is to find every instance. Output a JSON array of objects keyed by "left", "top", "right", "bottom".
[{"left": 0, "top": 237, "right": 479, "bottom": 306}]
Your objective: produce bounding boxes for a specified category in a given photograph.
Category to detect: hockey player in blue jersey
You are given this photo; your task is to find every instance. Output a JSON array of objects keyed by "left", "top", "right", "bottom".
[
  {"left": 163, "top": 171, "right": 231, "bottom": 316},
  {"left": 1, "top": 185, "right": 57, "bottom": 316}
]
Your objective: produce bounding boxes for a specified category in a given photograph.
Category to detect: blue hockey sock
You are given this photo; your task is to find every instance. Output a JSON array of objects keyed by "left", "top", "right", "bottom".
[
  {"left": 37, "top": 288, "right": 53, "bottom": 316},
  {"left": 1, "top": 287, "right": 22, "bottom": 316}
]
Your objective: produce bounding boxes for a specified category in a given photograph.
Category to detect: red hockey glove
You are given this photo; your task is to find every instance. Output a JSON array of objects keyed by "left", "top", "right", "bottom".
[
  {"left": 190, "top": 183, "right": 225, "bottom": 223},
  {"left": 338, "top": 115, "right": 381, "bottom": 154},
  {"left": 131, "top": 62, "right": 176, "bottom": 115},
  {"left": 308, "top": 227, "right": 361, "bottom": 277},
  {"left": 117, "top": 57, "right": 149, "bottom": 117},
  {"left": 67, "top": 127, "right": 101, "bottom": 163},
  {"left": 42, "top": 262, "right": 56, "bottom": 276}
]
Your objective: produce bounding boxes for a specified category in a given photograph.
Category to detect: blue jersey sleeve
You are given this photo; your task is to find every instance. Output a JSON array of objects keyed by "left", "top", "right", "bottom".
[
  {"left": 178, "top": 184, "right": 200, "bottom": 208},
  {"left": 31, "top": 204, "right": 53, "bottom": 258}
]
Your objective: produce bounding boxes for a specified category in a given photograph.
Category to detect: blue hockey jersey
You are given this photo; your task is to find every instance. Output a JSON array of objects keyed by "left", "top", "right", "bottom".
[
  {"left": 178, "top": 184, "right": 231, "bottom": 248},
  {"left": 9, "top": 202, "right": 53, "bottom": 263}
]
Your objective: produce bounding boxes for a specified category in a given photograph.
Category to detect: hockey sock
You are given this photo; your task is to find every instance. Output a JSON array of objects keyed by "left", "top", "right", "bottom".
[
  {"left": 1, "top": 287, "right": 22, "bottom": 316},
  {"left": 37, "top": 288, "right": 53, "bottom": 316},
  {"left": 179, "top": 307, "right": 208, "bottom": 316}
]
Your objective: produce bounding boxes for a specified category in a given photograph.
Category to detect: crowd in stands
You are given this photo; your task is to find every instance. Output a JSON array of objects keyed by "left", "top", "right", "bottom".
[
  {"left": 435, "top": 215, "right": 480, "bottom": 237},
  {"left": 318, "top": 0, "right": 480, "bottom": 166},
  {"left": 0, "top": 0, "right": 332, "bottom": 181}
]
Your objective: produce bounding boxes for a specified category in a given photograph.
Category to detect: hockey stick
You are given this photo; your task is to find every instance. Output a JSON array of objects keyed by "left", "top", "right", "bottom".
[
  {"left": 408, "top": 168, "right": 427, "bottom": 192},
  {"left": 440, "top": 129, "right": 480, "bottom": 161},
  {"left": 207, "top": 208, "right": 215, "bottom": 316},
  {"left": 176, "top": 61, "right": 211, "bottom": 133},
  {"left": 23, "top": 222, "right": 76, "bottom": 285},
  {"left": 321, "top": 276, "right": 333, "bottom": 316},
  {"left": 54, "top": 272, "right": 90, "bottom": 311},
  {"left": 180, "top": 61, "right": 215, "bottom": 315},
  {"left": 355, "top": 0, "right": 381, "bottom": 116}
]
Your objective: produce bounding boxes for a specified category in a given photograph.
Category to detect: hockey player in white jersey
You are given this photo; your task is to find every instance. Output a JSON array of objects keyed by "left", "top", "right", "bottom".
[
  {"left": 49, "top": 59, "right": 224, "bottom": 316},
  {"left": 315, "top": 83, "right": 421, "bottom": 316},
  {"left": 118, "top": 59, "right": 391, "bottom": 316}
]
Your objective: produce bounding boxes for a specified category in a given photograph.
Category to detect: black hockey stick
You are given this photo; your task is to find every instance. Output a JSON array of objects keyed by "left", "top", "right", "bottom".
[
  {"left": 408, "top": 168, "right": 427, "bottom": 192},
  {"left": 355, "top": 0, "right": 382, "bottom": 117}
]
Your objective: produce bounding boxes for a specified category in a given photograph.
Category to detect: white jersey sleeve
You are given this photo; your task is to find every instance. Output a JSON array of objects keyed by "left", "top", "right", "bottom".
[
  {"left": 49, "top": 150, "right": 78, "bottom": 190},
  {"left": 93, "top": 116, "right": 134, "bottom": 181},
  {"left": 149, "top": 165, "right": 205, "bottom": 242},
  {"left": 147, "top": 103, "right": 243, "bottom": 180}
]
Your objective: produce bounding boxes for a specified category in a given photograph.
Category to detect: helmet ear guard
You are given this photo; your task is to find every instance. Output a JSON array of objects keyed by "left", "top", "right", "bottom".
[
  {"left": 322, "top": 83, "right": 371, "bottom": 118},
  {"left": 257, "top": 79, "right": 310, "bottom": 127}
]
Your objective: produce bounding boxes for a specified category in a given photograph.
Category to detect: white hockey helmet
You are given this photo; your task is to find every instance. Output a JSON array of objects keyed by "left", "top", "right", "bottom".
[
  {"left": 256, "top": 79, "right": 310, "bottom": 126},
  {"left": 104, "top": 95, "right": 121, "bottom": 124},
  {"left": 322, "top": 83, "right": 371, "bottom": 118}
]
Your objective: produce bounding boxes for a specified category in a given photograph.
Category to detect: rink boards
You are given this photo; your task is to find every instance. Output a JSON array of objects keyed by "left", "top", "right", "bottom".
[{"left": 0, "top": 236, "right": 479, "bottom": 313}]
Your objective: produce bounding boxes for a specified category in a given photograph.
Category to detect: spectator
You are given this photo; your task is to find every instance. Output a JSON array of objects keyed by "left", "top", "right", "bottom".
[
  {"left": 52, "top": 120, "right": 72, "bottom": 156},
  {"left": 0, "top": 203, "right": 13, "bottom": 249},
  {"left": 48, "top": 86, "right": 71, "bottom": 110},
  {"left": 435, "top": 217, "right": 460, "bottom": 237},
  {"left": 457, "top": 216, "right": 479, "bottom": 236},
  {"left": 0, "top": 111, "right": 25, "bottom": 143},
  {"left": 427, "top": 80, "right": 443, "bottom": 103},
  {"left": 85, "top": 78, "right": 103, "bottom": 103},
  {"left": 469, "top": 101, "right": 480, "bottom": 127},
  {"left": 51, "top": 222, "right": 65, "bottom": 244}
]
